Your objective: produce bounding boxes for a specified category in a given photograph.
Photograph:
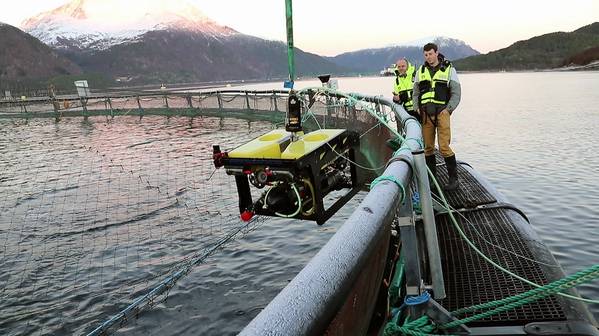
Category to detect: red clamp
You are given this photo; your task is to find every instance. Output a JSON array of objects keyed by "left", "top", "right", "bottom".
[{"left": 212, "top": 145, "right": 228, "bottom": 168}]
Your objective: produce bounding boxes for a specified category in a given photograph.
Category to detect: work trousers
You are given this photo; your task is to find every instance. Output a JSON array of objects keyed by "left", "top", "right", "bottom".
[{"left": 422, "top": 111, "right": 454, "bottom": 157}]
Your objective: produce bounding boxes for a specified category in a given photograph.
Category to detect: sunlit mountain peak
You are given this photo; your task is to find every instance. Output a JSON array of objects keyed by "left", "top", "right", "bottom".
[{"left": 21, "top": 0, "right": 237, "bottom": 49}]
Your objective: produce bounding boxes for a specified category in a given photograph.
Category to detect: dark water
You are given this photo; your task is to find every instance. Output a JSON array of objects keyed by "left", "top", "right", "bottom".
[
  {"left": 1, "top": 72, "right": 599, "bottom": 335},
  {"left": 0, "top": 114, "right": 365, "bottom": 336},
  {"left": 451, "top": 72, "right": 599, "bottom": 318}
]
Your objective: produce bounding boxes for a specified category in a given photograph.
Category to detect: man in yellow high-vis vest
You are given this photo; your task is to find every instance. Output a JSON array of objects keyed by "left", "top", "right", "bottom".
[
  {"left": 392, "top": 58, "right": 419, "bottom": 121},
  {"left": 413, "top": 43, "right": 461, "bottom": 191}
]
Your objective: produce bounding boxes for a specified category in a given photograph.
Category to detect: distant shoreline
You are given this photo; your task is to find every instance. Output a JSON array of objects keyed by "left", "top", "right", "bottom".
[{"left": 457, "top": 61, "right": 599, "bottom": 74}]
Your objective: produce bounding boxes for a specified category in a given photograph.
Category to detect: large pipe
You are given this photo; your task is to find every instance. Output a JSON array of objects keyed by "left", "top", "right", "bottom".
[
  {"left": 413, "top": 150, "right": 446, "bottom": 299},
  {"left": 386, "top": 96, "right": 445, "bottom": 298},
  {"left": 378, "top": 95, "right": 444, "bottom": 298}
]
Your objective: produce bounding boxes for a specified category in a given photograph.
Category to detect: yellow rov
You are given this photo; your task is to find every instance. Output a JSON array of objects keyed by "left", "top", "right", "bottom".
[{"left": 213, "top": 94, "right": 361, "bottom": 225}]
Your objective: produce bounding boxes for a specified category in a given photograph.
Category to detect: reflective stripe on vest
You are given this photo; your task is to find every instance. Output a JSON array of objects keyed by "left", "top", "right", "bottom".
[
  {"left": 418, "top": 64, "right": 451, "bottom": 106},
  {"left": 394, "top": 64, "right": 415, "bottom": 110}
]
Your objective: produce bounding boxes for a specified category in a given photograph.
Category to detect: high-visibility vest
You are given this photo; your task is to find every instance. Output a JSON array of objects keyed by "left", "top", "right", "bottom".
[
  {"left": 393, "top": 63, "right": 415, "bottom": 111},
  {"left": 418, "top": 63, "right": 451, "bottom": 106}
]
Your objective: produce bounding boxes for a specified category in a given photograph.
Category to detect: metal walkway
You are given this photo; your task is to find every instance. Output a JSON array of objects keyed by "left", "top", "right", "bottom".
[
  {"left": 432, "top": 157, "right": 567, "bottom": 326},
  {"left": 434, "top": 156, "right": 496, "bottom": 209}
]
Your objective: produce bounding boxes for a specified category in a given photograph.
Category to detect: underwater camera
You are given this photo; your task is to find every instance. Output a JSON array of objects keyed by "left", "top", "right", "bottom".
[{"left": 213, "top": 92, "right": 361, "bottom": 225}]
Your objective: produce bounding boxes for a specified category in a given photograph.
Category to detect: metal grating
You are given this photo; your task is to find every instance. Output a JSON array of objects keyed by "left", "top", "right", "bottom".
[
  {"left": 436, "top": 208, "right": 567, "bottom": 326},
  {"left": 434, "top": 154, "right": 496, "bottom": 209}
]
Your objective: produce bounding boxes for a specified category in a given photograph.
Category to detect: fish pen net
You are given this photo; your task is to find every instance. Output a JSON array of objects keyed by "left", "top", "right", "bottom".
[{"left": 0, "top": 89, "right": 398, "bottom": 335}]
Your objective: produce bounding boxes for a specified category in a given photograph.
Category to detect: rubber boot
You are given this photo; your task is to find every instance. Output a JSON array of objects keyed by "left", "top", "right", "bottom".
[
  {"left": 425, "top": 155, "right": 437, "bottom": 190},
  {"left": 444, "top": 155, "right": 459, "bottom": 191}
]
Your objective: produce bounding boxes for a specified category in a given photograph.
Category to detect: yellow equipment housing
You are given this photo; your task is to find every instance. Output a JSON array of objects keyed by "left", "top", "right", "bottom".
[
  {"left": 228, "top": 129, "right": 346, "bottom": 161},
  {"left": 215, "top": 128, "right": 361, "bottom": 225}
]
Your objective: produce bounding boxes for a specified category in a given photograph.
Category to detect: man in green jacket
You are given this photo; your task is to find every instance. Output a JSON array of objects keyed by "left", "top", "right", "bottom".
[
  {"left": 392, "top": 58, "right": 420, "bottom": 121},
  {"left": 412, "top": 43, "right": 461, "bottom": 191}
]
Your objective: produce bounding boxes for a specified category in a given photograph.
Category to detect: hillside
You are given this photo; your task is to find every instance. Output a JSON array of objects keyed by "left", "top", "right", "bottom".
[
  {"left": 56, "top": 31, "right": 346, "bottom": 84},
  {"left": 0, "top": 23, "right": 81, "bottom": 83},
  {"left": 561, "top": 46, "right": 599, "bottom": 66},
  {"left": 455, "top": 22, "right": 599, "bottom": 71}
]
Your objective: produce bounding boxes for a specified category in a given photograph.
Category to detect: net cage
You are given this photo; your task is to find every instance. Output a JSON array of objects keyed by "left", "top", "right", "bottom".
[{"left": 0, "top": 89, "right": 399, "bottom": 335}]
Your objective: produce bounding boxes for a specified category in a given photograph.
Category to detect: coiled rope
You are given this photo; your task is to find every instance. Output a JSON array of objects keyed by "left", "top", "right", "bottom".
[{"left": 384, "top": 265, "right": 599, "bottom": 335}]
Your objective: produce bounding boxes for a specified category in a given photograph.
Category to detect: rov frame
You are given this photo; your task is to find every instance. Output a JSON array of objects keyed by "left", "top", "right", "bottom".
[{"left": 217, "top": 129, "right": 361, "bottom": 225}]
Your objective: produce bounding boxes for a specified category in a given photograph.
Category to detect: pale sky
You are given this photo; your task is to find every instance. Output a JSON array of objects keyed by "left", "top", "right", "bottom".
[{"left": 1, "top": 0, "right": 598, "bottom": 56}]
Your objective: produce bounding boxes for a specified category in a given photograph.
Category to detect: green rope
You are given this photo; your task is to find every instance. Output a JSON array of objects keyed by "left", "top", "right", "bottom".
[
  {"left": 301, "top": 109, "right": 315, "bottom": 123},
  {"left": 370, "top": 175, "right": 406, "bottom": 204},
  {"left": 404, "top": 137, "right": 424, "bottom": 149},
  {"left": 443, "top": 264, "right": 599, "bottom": 329},
  {"left": 383, "top": 264, "right": 599, "bottom": 335},
  {"left": 442, "top": 190, "right": 599, "bottom": 304},
  {"left": 384, "top": 315, "right": 449, "bottom": 336}
]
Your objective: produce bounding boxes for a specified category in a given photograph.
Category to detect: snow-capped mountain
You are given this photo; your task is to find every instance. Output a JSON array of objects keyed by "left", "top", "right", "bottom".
[
  {"left": 21, "top": 0, "right": 238, "bottom": 49},
  {"left": 329, "top": 37, "right": 480, "bottom": 73},
  {"left": 390, "top": 36, "right": 469, "bottom": 49}
]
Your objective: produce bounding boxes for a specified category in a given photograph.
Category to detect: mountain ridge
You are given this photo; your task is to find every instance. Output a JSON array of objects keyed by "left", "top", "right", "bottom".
[
  {"left": 455, "top": 22, "right": 599, "bottom": 71},
  {"left": 0, "top": 23, "right": 82, "bottom": 85},
  {"left": 6, "top": 1, "right": 598, "bottom": 89},
  {"left": 16, "top": 0, "right": 347, "bottom": 85},
  {"left": 57, "top": 30, "right": 348, "bottom": 84},
  {"left": 328, "top": 37, "right": 480, "bottom": 73}
]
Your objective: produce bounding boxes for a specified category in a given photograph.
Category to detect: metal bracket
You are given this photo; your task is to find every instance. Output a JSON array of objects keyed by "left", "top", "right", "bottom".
[
  {"left": 409, "top": 298, "right": 471, "bottom": 335},
  {"left": 398, "top": 193, "right": 423, "bottom": 297}
]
